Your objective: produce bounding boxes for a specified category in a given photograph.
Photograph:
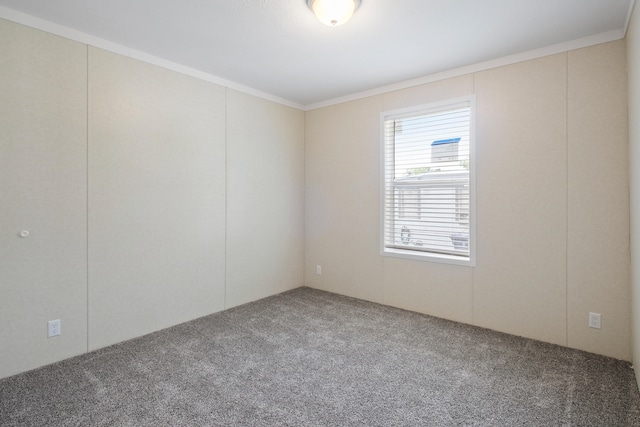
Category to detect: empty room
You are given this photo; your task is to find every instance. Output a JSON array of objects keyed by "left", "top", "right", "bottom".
[{"left": 2, "top": 0, "right": 640, "bottom": 425}]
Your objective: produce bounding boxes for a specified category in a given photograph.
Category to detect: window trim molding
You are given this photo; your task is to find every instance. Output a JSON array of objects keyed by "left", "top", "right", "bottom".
[{"left": 379, "top": 96, "right": 476, "bottom": 267}]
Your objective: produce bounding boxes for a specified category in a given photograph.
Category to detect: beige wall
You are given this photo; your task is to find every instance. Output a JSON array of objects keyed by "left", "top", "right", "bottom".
[
  {"left": 87, "top": 48, "right": 227, "bottom": 350},
  {"left": 305, "top": 97, "right": 384, "bottom": 303},
  {"left": 305, "top": 40, "right": 630, "bottom": 361},
  {"left": 567, "top": 41, "right": 629, "bottom": 359},
  {"left": 0, "top": 19, "right": 304, "bottom": 379},
  {"left": 628, "top": 2, "right": 640, "bottom": 390},
  {"left": 0, "top": 18, "right": 88, "bottom": 379},
  {"left": 474, "top": 55, "right": 569, "bottom": 345},
  {"left": 226, "top": 90, "right": 305, "bottom": 308}
]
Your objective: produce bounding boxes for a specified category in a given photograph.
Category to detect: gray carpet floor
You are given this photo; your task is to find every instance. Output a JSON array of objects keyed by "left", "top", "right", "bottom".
[{"left": 1, "top": 287, "right": 640, "bottom": 426}]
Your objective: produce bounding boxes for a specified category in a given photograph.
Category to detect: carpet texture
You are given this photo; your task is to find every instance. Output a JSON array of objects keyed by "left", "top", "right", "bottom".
[{"left": 1, "top": 287, "right": 640, "bottom": 426}]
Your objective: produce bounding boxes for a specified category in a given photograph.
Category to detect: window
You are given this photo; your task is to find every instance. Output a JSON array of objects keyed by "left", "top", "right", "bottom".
[{"left": 381, "top": 97, "right": 475, "bottom": 265}]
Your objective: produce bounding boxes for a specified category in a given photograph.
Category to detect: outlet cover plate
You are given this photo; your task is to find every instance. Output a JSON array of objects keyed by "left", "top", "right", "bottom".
[
  {"left": 588, "top": 312, "right": 601, "bottom": 329},
  {"left": 48, "top": 319, "right": 61, "bottom": 337}
]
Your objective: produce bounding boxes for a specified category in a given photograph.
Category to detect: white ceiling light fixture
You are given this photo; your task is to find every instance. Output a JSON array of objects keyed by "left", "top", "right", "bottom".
[{"left": 307, "top": 0, "right": 361, "bottom": 27}]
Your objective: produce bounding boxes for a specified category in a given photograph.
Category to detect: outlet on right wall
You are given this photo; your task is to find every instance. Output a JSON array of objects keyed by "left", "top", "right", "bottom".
[{"left": 306, "top": 39, "right": 630, "bottom": 362}]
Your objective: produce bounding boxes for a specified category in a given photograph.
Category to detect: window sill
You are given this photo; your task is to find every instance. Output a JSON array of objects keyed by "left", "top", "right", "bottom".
[{"left": 382, "top": 247, "right": 475, "bottom": 267}]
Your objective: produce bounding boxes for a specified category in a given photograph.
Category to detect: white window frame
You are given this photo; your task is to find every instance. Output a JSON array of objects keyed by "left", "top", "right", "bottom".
[{"left": 380, "top": 96, "right": 476, "bottom": 266}]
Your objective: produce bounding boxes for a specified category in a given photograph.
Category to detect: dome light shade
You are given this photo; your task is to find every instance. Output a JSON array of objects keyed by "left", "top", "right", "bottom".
[{"left": 307, "top": 0, "right": 361, "bottom": 27}]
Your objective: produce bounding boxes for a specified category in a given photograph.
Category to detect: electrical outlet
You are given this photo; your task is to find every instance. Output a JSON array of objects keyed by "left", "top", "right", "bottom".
[
  {"left": 588, "top": 312, "right": 601, "bottom": 329},
  {"left": 316, "top": 265, "right": 322, "bottom": 275},
  {"left": 48, "top": 319, "right": 61, "bottom": 337}
]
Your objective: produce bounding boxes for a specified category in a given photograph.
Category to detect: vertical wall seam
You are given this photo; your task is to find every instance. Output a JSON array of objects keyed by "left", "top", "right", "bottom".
[
  {"left": 379, "top": 96, "right": 386, "bottom": 306},
  {"left": 224, "top": 87, "right": 228, "bottom": 310},
  {"left": 564, "top": 53, "right": 569, "bottom": 347},
  {"left": 471, "top": 72, "right": 476, "bottom": 326},
  {"left": 86, "top": 44, "right": 90, "bottom": 353},
  {"left": 302, "top": 108, "right": 307, "bottom": 290}
]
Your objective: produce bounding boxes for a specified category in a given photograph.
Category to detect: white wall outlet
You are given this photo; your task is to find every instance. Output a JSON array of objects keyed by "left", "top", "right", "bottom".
[
  {"left": 588, "top": 312, "right": 601, "bottom": 329},
  {"left": 48, "top": 319, "right": 61, "bottom": 337},
  {"left": 316, "top": 265, "right": 322, "bottom": 275}
]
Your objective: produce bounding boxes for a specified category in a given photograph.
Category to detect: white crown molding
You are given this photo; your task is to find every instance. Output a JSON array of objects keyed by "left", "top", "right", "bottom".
[
  {"left": 0, "top": 5, "right": 627, "bottom": 112},
  {"left": 303, "top": 28, "right": 625, "bottom": 111},
  {"left": 0, "top": 6, "right": 305, "bottom": 110}
]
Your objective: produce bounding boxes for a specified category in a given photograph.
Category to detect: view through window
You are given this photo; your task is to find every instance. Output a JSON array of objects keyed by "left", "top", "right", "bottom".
[{"left": 382, "top": 98, "right": 474, "bottom": 264}]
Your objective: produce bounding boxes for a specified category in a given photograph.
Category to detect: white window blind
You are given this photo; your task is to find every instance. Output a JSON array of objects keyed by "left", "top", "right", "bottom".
[{"left": 382, "top": 98, "right": 474, "bottom": 264}]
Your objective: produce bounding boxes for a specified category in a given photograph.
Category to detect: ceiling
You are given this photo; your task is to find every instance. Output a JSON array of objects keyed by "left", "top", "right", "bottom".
[{"left": 0, "top": 0, "right": 633, "bottom": 108}]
